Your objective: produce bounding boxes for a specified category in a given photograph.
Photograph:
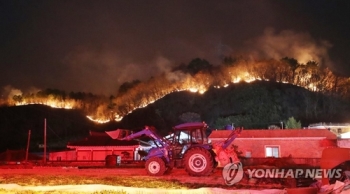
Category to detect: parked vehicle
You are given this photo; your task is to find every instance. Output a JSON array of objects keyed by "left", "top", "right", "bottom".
[{"left": 114, "top": 122, "right": 241, "bottom": 176}]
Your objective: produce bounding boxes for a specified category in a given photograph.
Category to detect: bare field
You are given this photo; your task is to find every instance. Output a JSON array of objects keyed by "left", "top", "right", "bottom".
[
  {"left": 0, "top": 166, "right": 290, "bottom": 194},
  {"left": 1, "top": 167, "right": 228, "bottom": 186}
]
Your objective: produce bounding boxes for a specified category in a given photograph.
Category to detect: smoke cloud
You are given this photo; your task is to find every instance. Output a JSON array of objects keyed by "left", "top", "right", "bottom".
[
  {"left": 1, "top": 1, "right": 349, "bottom": 95},
  {"left": 2, "top": 85, "right": 22, "bottom": 99},
  {"left": 243, "top": 28, "right": 333, "bottom": 66},
  {"left": 62, "top": 46, "right": 151, "bottom": 94}
]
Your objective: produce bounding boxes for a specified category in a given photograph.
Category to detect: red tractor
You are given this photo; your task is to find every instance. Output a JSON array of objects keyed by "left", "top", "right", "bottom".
[{"left": 113, "top": 122, "right": 241, "bottom": 176}]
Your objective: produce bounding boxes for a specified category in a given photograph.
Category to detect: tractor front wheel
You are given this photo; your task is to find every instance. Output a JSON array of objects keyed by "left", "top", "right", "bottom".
[
  {"left": 145, "top": 157, "right": 166, "bottom": 176},
  {"left": 184, "top": 147, "right": 214, "bottom": 176}
]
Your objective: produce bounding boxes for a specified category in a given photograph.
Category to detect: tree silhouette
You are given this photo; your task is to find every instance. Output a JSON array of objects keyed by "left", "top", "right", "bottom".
[{"left": 186, "top": 58, "right": 212, "bottom": 75}]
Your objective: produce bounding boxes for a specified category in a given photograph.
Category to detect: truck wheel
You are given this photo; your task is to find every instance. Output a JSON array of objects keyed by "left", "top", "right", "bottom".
[
  {"left": 184, "top": 147, "right": 214, "bottom": 176},
  {"left": 145, "top": 157, "right": 166, "bottom": 176}
]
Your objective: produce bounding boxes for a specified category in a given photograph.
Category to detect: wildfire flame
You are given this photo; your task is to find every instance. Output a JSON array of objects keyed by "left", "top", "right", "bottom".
[
  {"left": 15, "top": 100, "right": 73, "bottom": 109},
  {"left": 86, "top": 116, "right": 110, "bottom": 124},
  {"left": 9, "top": 58, "right": 350, "bottom": 124}
]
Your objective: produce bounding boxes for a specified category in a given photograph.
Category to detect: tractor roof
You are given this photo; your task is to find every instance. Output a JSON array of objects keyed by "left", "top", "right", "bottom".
[{"left": 173, "top": 122, "right": 207, "bottom": 131}]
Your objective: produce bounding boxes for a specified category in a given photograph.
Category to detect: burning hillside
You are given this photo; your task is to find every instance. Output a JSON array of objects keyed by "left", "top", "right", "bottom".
[{"left": 4, "top": 57, "right": 350, "bottom": 123}]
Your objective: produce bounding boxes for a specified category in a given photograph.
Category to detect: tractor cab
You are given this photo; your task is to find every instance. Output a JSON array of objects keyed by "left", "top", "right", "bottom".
[{"left": 171, "top": 122, "right": 209, "bottom": 158}]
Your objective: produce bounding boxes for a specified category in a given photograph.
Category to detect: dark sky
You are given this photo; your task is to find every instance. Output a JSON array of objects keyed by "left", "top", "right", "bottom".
[{"left": 1, "top": 0, "right": 350, "bottom": 96}]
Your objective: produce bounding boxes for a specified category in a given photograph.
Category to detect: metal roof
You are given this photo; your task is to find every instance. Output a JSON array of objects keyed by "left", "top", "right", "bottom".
[
  {"left": 173, "top": 122, "right": 207, "bottom": 130},
  {"left": 209, "top": 129, "right": 337, "bottom": 139},
  {"left": 67, "top": 131, "right": 140, "bottom": 147}
]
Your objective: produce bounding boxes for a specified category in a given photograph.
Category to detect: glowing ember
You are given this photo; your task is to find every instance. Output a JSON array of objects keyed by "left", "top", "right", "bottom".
[
  {"left": 188, "top": 88, "right": 198, "bottom": 93},
  {"left": 86, "top": 116, "right": 110, "bottom": 124},
  {"left": 307, "top": 83, "right": 317, "bottom": 91},
  {"left": 115, "top": 115, "right": 123, "bottom": 122},
  {"left": 187, "top": 87, "right": 206, "bottom": 94}
]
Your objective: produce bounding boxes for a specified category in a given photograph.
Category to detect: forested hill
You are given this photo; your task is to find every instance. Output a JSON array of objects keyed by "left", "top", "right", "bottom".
[
  {"left": 1, "top": 80, "right": 349, "bottom": 152},
  {"left": 122, "top": 80, "right": 350, "bottom": 133}
]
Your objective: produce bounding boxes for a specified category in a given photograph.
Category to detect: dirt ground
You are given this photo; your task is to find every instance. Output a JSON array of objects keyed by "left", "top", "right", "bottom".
[
  {"left": 0, "top": 166, "right": 290, "bottom": 193},
  {"left": 0, "top": 166, "right": 232, "bottom": 186}
]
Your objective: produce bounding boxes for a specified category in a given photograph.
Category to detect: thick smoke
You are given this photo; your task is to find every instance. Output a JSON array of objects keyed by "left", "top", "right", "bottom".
[
  {"left": 62, "top": 45, "right": 196, "bottom": 94},
  {"left": 2, "top": 28, "right": 337, "bottom": 98},
  {"left": 1, "top": 85, "right": 42, "bottom": 103},
  {"left": 243, "top": 28, "right": 333, "bottom": 66},
  {"left": 154, "top": 56, "right": 189, "bottom": 82},
  {"left": 2, "top": 85, "right": 22, "bottom": 99},
  {"left": 62, "top": 46, "right": 152, "bottom": 94},
  {"left": 2, "top": 1, "right": 350, "bottom": 95}
]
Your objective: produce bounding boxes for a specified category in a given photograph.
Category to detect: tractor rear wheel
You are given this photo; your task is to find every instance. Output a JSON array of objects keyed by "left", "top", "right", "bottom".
[
  {"left": 145, "top": 157, "right": 166, "bottom": 176},
  {"left": 184, "top": 147, "right": 214, "bottom": 176}
]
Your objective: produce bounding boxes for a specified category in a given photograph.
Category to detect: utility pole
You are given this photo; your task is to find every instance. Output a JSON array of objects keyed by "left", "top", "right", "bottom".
[
  {"left": 25, "top": 130, "right": 31, "bottom": 162},
  {"left": 44, "top": 118, "right": 47, "bottom": 164},
  {"left": 280, "top": 121, "right": 284, "bottom": 129}
]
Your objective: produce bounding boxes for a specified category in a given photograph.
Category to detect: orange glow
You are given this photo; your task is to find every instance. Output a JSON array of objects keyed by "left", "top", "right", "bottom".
[
  {"left": 12, "top": 71, "right": 319, "bottom": 123},
  {"left": 86, "top": 116, "right": 110, "bottom": 124},
  {"left": 15, "top": 100, "right": 73, "bottom": 109},
  {"left": 187, "top": 87, "right": 206, "bottom": 94},
  {"left": 231, "top": 72, "right": 266, "bottom": 84},
  {"left": 11, "top": 61, "right": 349, "bottom": 124}
]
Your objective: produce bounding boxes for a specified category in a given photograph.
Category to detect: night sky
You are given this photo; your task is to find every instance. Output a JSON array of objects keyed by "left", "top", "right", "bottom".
[{"left": 1, "top": 0, "right": 350, "bottom": 96}]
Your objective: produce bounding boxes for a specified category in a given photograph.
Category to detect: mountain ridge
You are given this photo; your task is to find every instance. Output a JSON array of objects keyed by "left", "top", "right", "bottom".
[{"left": 0, "top": 80, "right": 349, "bottom": 152}]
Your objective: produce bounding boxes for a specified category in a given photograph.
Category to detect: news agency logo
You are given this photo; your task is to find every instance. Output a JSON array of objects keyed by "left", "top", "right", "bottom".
[
  {"left": 247, "top": 168, "right": 342, "bottom": 179},
  {"left": 222, "top": 162, "right": 343, "bottom": 186},
  {"left": 222, "top": 162, "right": 244, "bottom": 185}
]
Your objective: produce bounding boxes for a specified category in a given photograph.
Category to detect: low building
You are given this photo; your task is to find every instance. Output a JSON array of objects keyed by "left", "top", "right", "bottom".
[
  {"left": 49, "top": 130, "right": 150, "bottom": 163},
  {"left": 308, "top": 122, "right": 350, "bottom": 135},
  {"left": 49, "top": 150, "right": 76, "bottom": 161},
  {"left": 209, "top": 129, "right": 337, "bottom": 166},
  {"left": 336, "top": 131, "right": 350, "bottom": 148}
]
